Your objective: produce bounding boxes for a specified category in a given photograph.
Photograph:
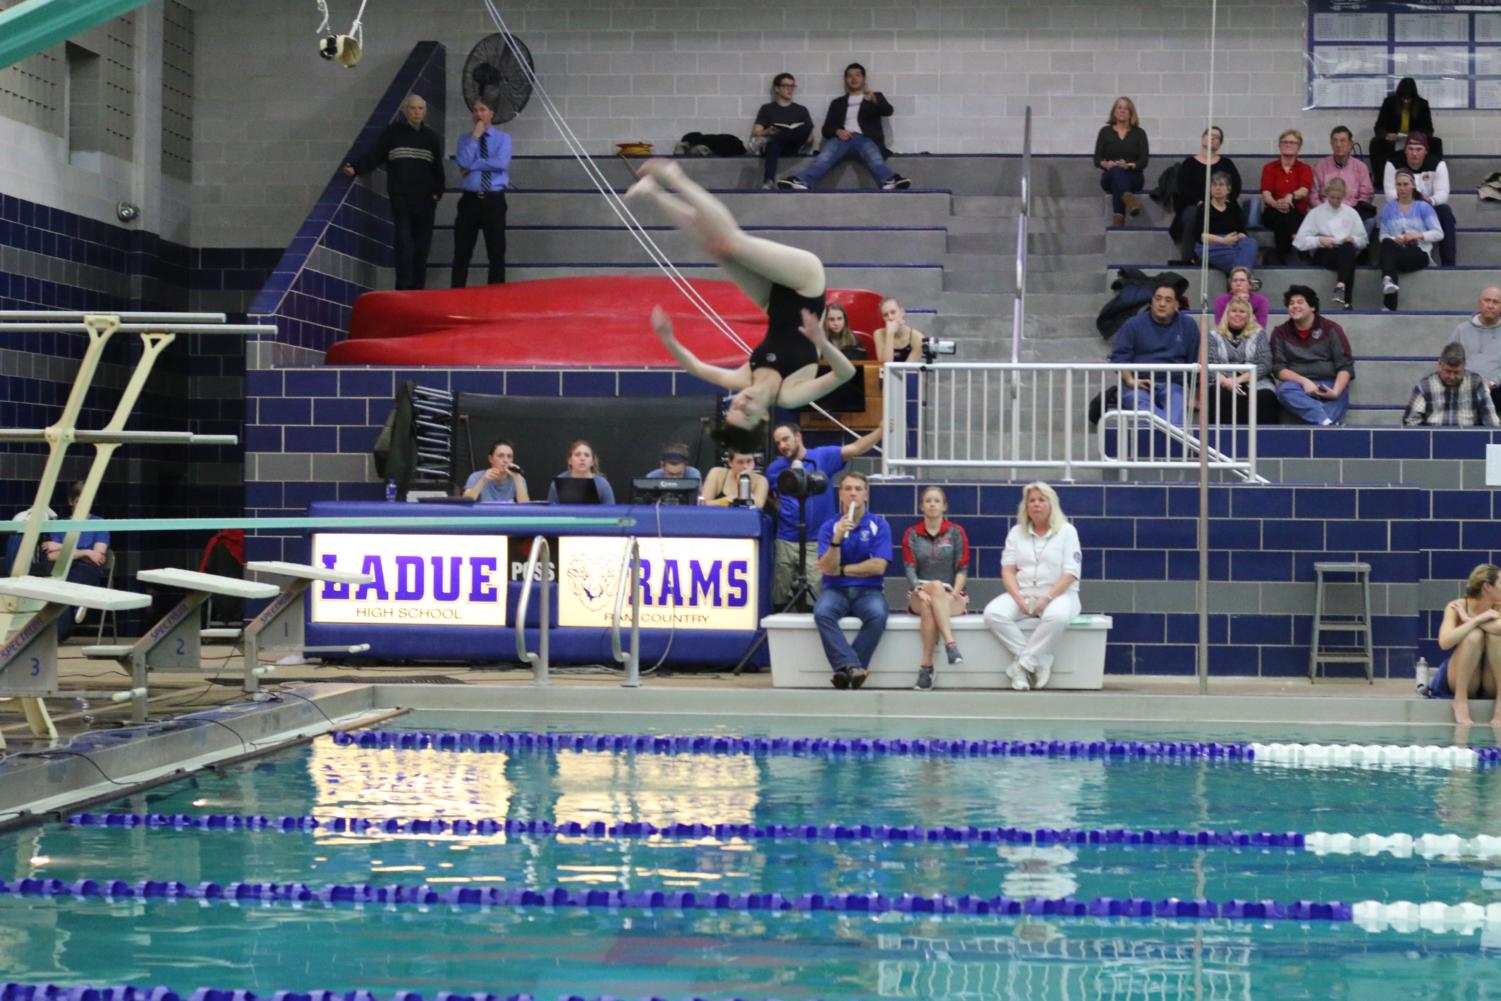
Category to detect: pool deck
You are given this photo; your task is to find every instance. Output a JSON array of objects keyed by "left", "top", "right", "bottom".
[{"left": 1, "top": 641, "right": 1487, "bottom": 742}]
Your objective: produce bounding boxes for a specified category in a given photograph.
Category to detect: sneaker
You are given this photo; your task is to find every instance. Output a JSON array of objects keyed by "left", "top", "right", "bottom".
[
  {"left": 945, "top": 642, "right": 963, "bottom": 665},
  {"left": 1382, "top": 277, "right": 1399, "bottom": 295},
  {"left": 831, "top": 667, "right": 851, "bottom": 689},
  {"left": 1004, "top": 662, "right": 1031, "bottom": 692},
  {"left": 913, "top": 666, "right": 934, "bottom": 691},
  {"left": 761, "top": 180, "right": 776, "bottom": 190},
  {"left": 881, "top": 174, "right": 912, "bottom": 191},
  {"left": 848, "top": 667, "right": 869, "bottom": 690},
  {"left": 775, "top": 177, "right": 807, "bottom": 191},
  {"left": 1122, "top": 192, "right": 1142, "bottom": 217},
  {"left": 1331, "top": 285, "right": 1348, "bottom": 308},
  {"left": 1033, "top": 656, "right": 1053, "bottom": 689}
]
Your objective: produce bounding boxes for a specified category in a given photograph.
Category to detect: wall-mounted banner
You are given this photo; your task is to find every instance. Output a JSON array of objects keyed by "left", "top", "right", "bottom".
[
  {"left": 557, "top": 536, "right": 757, "bottom": 631},
  {"left": 311, "top": 533, "right": 509, "bottom": 626},
  {"left": 1308, "top": 0, "right": 1501, "bottom": 109}
]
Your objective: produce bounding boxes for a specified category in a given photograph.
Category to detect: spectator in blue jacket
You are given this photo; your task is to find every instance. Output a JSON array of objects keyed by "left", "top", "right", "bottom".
[
  {"left": 1108, "top": 279, "right": 1198, "bottom": 424},
  {"left": 813, "top": 471, "right": 892, "bottom": 689},
  {"left": 451, "top": 97, "right": 513, "bottom": 287}
]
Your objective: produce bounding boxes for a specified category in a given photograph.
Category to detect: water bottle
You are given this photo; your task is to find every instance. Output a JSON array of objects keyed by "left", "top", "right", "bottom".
[
  {"left": 384, "top": 477, "right": 398, "bottom": 502},
  {"left": 738, "top": 472, "right": 751, "bottom": 503},
  {"left": 1414, "top": 656, "right": 1430, "bottom": 694}
]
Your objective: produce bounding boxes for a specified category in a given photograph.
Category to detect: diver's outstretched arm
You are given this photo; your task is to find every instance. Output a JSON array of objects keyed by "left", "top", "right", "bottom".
[{"left": 650, "top": 306, "right": 751, "bottom": 391}]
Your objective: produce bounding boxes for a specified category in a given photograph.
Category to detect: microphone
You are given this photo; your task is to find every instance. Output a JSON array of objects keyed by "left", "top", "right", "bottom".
[
  {"left": 508, "top": 463, "right": 525, "bottom": 474},
  {"left": 738, "top": 472, "right": 751, "bottom": 502}
]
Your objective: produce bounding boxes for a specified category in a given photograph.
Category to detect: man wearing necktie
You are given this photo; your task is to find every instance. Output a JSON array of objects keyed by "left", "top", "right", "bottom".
[{"left": 452, "top": 97, "right": 512, "bottom": 287}]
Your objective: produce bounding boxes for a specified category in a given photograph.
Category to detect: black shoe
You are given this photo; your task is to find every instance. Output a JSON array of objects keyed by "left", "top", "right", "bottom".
[
  {"left": 848, "top": 667, "right": 869, "bottom": 690},
  {"left": 831, "top": 668, "right": 851, "bottom": 689},
  {"left": 913, "top": 667, "right": 934, "bottom": 691},
  {"left": 1331, "top": 285, "right": 1348, "bottom": 308},
  {"left": 1383, "top": 291, "right": 1399, "bottom": 312},
  {"left": 881, "top": 174, "right": 912, "bottom": 191}
]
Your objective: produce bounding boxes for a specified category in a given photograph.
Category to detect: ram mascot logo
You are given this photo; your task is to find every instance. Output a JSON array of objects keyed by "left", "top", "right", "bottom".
[{"left": 566, "top": 551, "right": 621, "bottom": 612}]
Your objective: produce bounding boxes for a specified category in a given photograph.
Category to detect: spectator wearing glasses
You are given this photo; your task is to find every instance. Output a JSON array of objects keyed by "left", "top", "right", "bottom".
[
  {"left": 751, "top": 74, "right": 813, "bottom": 190},
  {"left": 1259, "top": 129, "right": 1313, "bottom": 265}
]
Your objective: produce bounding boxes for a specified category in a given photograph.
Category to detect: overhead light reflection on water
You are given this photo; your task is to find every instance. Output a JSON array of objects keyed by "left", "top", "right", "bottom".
[{"left": 551, "top": 750, "right": 760, "bottom": 827}]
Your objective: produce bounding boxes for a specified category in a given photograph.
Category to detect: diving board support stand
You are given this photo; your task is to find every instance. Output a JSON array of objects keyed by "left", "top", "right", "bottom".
[
  {"left": 0, "top": 576, "right": 152, "bottom": 749},
  {"left": 82, "top": 569, "right": 280, "bottom": 722},
  {"left": 243, "top": 561, "right": 375, "bottom": 693}
]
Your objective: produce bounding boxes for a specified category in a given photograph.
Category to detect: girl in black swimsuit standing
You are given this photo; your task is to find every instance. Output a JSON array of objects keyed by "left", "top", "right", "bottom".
[{"left": 624, "top": 159, "right": 856, "bottom": 448}]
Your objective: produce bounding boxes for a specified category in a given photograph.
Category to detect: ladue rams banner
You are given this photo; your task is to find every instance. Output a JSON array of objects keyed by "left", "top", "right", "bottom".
[
  {"left": 557, "top": 537, "right": 758, "bottom": 631},
  {"left": 311, "top": 533, "right": 510, "bottom": 626}
]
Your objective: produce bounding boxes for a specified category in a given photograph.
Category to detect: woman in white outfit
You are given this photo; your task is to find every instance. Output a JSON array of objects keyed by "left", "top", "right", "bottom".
[{"left": 983, "top": 482, "right": 1082, "bottom": 690}]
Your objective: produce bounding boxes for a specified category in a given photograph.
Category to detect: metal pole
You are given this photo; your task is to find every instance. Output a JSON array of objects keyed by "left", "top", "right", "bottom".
[
  {"left": 1197, "top": 0, "right": 1220, "bottom": 696},
  {"left": 624, "top": 540, "right": 641, "bottom": 688}
]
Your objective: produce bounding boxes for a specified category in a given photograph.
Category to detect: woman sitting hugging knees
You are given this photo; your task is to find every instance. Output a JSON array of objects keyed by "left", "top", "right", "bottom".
[
  {"left": 1432, "top": 563, "right": 1501, "bottom": 726},
  {"left": 902, "top": 486, "right": 970, "bottom": 692}
]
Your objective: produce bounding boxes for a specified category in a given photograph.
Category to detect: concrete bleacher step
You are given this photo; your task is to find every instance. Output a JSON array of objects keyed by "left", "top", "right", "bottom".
[
  {"left": 429, "top": 225, "right": 949, "bottom": 266},
  {"left": 1107, "top": 226, "right": 1501, "bottom": 262},
  {"left": 489, "top": 190, "right": 955, "bottom": 228},
  {"left": 491, "top": 263, "right": 942, "bottom": 300},
  {"left": 1129, "top": 266, "right": 1497, "bottom": 309}
]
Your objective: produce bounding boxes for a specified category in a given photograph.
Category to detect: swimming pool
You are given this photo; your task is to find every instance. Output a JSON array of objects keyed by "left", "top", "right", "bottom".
[{"left": 2, "top": 710, "right": 1498, "bottom": 1000}]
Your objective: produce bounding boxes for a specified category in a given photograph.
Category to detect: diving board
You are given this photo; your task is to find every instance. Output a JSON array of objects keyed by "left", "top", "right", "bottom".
[{"left": 242, "top": 561, "right": 376, "bottom": 693}]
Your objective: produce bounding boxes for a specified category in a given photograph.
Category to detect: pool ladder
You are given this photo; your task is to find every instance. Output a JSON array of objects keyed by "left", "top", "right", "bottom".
[{"left": 515, "top": 535, "right": 640, "bottom": 687}]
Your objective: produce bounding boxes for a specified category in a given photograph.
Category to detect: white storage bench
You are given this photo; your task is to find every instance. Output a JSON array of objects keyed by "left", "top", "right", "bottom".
[{"left": 763, "top": 612, "right": 1113, "bottom": 690}]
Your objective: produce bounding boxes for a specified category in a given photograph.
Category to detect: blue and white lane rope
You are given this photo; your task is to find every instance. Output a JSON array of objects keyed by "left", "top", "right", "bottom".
[
  {"left": 0, "top": 875, "right": 1357, "bottom": 922},
  {"left": 59, "top": 812, "right": 1501, "bottom": 861},
  {"left": 326, "top": 730, "right": 1501, "bottom": 770},
  {"left": 5, "top": 877, "right": 1499, "bottom": 933},
  {"left": 0, "top": 986, "right": 804, "bottom": 1001}
]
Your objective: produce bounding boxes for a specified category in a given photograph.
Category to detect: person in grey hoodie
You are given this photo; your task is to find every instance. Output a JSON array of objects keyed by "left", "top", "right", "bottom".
[{"left": 1454, "top": 287, "right": 1501, "bottom": 412}]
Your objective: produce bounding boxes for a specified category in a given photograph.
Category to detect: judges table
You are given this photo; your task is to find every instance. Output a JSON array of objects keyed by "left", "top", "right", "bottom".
[{"left": 302, "top": 501, "right": 774, "bottom": 667}]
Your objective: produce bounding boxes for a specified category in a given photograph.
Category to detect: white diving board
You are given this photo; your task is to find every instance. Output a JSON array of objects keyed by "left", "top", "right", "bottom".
[{"left": 241, "top": 561, "right": 375, "bottom": 693}]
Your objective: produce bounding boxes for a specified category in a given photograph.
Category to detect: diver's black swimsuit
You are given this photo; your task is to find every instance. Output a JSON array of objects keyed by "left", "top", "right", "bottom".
[{"left": 748, "top": 283, "right": 827, "bottom": 379}]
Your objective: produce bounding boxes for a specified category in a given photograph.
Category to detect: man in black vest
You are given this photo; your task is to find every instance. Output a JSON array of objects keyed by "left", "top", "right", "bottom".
[
  {"left": 776, "top": 64, "right": 912, "bottom": 192},
  {"left": 343, "top": 94, "right": 446, "bottom": 290}
]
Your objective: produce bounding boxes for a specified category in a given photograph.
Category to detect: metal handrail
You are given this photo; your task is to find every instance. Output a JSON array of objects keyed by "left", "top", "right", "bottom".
[
  {"left": 514, "top": 535, "right": 551, "bottom": 685},
  {"left": 1010, "top": 104, "right": 1031, "bottom": 366},
  {"left": 1098, "top": 407, "right": 1267, "bottom": 483},
  {"left": 609, "top": 536, "right": 642, "bottom": 687}
]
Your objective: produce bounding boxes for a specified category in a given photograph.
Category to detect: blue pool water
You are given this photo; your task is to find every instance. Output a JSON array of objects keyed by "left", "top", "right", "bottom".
[{"left": 2, "top": 711, "right": 1499, "bottom": 1000}]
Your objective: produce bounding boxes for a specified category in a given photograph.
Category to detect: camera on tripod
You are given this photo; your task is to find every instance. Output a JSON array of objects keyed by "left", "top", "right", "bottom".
[
  {"left": 775, "top": 463, "right": 829, "bottom": 502},
  {"left": 921, "top": 338, "right": 958, "bottom": 364}
]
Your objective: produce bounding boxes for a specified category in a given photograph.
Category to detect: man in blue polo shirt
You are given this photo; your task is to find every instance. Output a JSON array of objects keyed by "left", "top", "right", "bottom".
[
  {"left": 1109, "top": 279, "right": 1198, "bottom": 424},
  {"left": 765, "top": 421, "right": 882, "bottom": 606},
  {"left": 4, "top": 482, "right": 113, "bottom": 641},
  {"left": 812, "top": 470, "right": 891, "bottom": 689}
]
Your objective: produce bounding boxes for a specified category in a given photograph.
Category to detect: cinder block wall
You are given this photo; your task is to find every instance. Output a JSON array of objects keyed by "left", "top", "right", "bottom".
[{"left": 191, "top": 0, "right": 1501, "bottom": 250}]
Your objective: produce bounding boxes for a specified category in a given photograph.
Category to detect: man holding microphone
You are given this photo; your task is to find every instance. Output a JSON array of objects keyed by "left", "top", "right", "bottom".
[{"left": 812, "top": 470, "right": 891, "bottom": 689}]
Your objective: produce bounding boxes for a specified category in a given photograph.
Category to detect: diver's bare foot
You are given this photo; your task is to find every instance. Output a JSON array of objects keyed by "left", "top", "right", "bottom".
[{"left": 1453, "top": 702, "right": 1474, "bottom": 726}]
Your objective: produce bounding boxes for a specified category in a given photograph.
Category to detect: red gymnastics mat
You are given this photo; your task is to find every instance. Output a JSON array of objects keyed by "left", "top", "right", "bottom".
[{"left": 324, "top": 276, "right": 882, "bottom": 367}]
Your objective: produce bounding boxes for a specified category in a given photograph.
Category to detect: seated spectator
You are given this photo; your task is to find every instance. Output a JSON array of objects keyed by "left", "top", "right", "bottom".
[
  {"left": 462, "top": 439, "right": 529, "bottom": 502},
  {"left": 875, "top": 298, "right": 924, "bottom": 364},
  {"left": 901, "top": 486, "right": 970, "bottom": 691},
  {"left": 1093, "top": 96, "right": 1149, "bottom": 227},
  {"left": 700, "top": 448, "right": 769, "bottom": 507},
  {"left": 1383, "top": 132, "right": 1456, "bottom": 267},
  {"left": 983, "top": 482, "right": 1082, "bottom": 691},
  {"left": 1206, "top": 294, "right": 1280, "bottom": 425},
  {"left": 547, "top": 440, "right": 616, "bottom": 504},
  {"left": 1292, "top": 177, "right": 1368, "bottom": 310},
  {"left": 1310, "top": 125, "right": 1378, "bottom": 242},
  {"left": 644, "top": 442, "right": 703, "bottom": 483},
  {"left": 819, "top": 303, "right": 868, "bottom": 412},
  {"left": 19, "top": 483, "right": 110, "bottom": 642},
  {"left": 1377, "top": 169, "right": 1443, "bottom": 312},
  {"left": 1401, "top": 342, "right": 1499, "bottom": 427},
  {"left": 1432, "top": 563, "right": 1501, "bottom": 726},
  {"left": 1454, "top": 287, "right": 1501, "bottom": 412},
  {"left": 1270, "top": 285, "right": 1354, "bottom": 425},
  {"left": 1109, "top": 278, "right": 1198, "bottom": 424},
  {"left": 823, "top": 304, "right": 866, "bottom": 359},
  {"left": 1194, "top": 171, "right": 1258, "bottom": 275},
  {"left": 751, "top": 73, "right": 813, "bottom": 191},
  {"left": 1370, "top": 77, "right": 1437, "bottom": 180},
  {"left": 812, "top": 471, "right": 892, "bottom": 690},
  {"left": 1171, "top": 125, "right": 1241, "bottom": 263},
  {"left": 776, "top": 63, "right": 911, "bottom": 192},
  {"left": 1212, "top": 266, "right": 1270, "bottom": 329},
  {"left": 1259, "top": 129, "right": 1313, "bottom": 265}
]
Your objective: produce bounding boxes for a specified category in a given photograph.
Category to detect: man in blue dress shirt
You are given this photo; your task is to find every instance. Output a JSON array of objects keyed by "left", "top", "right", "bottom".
[
  {"left": 452, "top": 97, "right": 513, "bottom": 287},
  {"left": 813, "top": 470, "right": 891, "bottom": 689}
]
